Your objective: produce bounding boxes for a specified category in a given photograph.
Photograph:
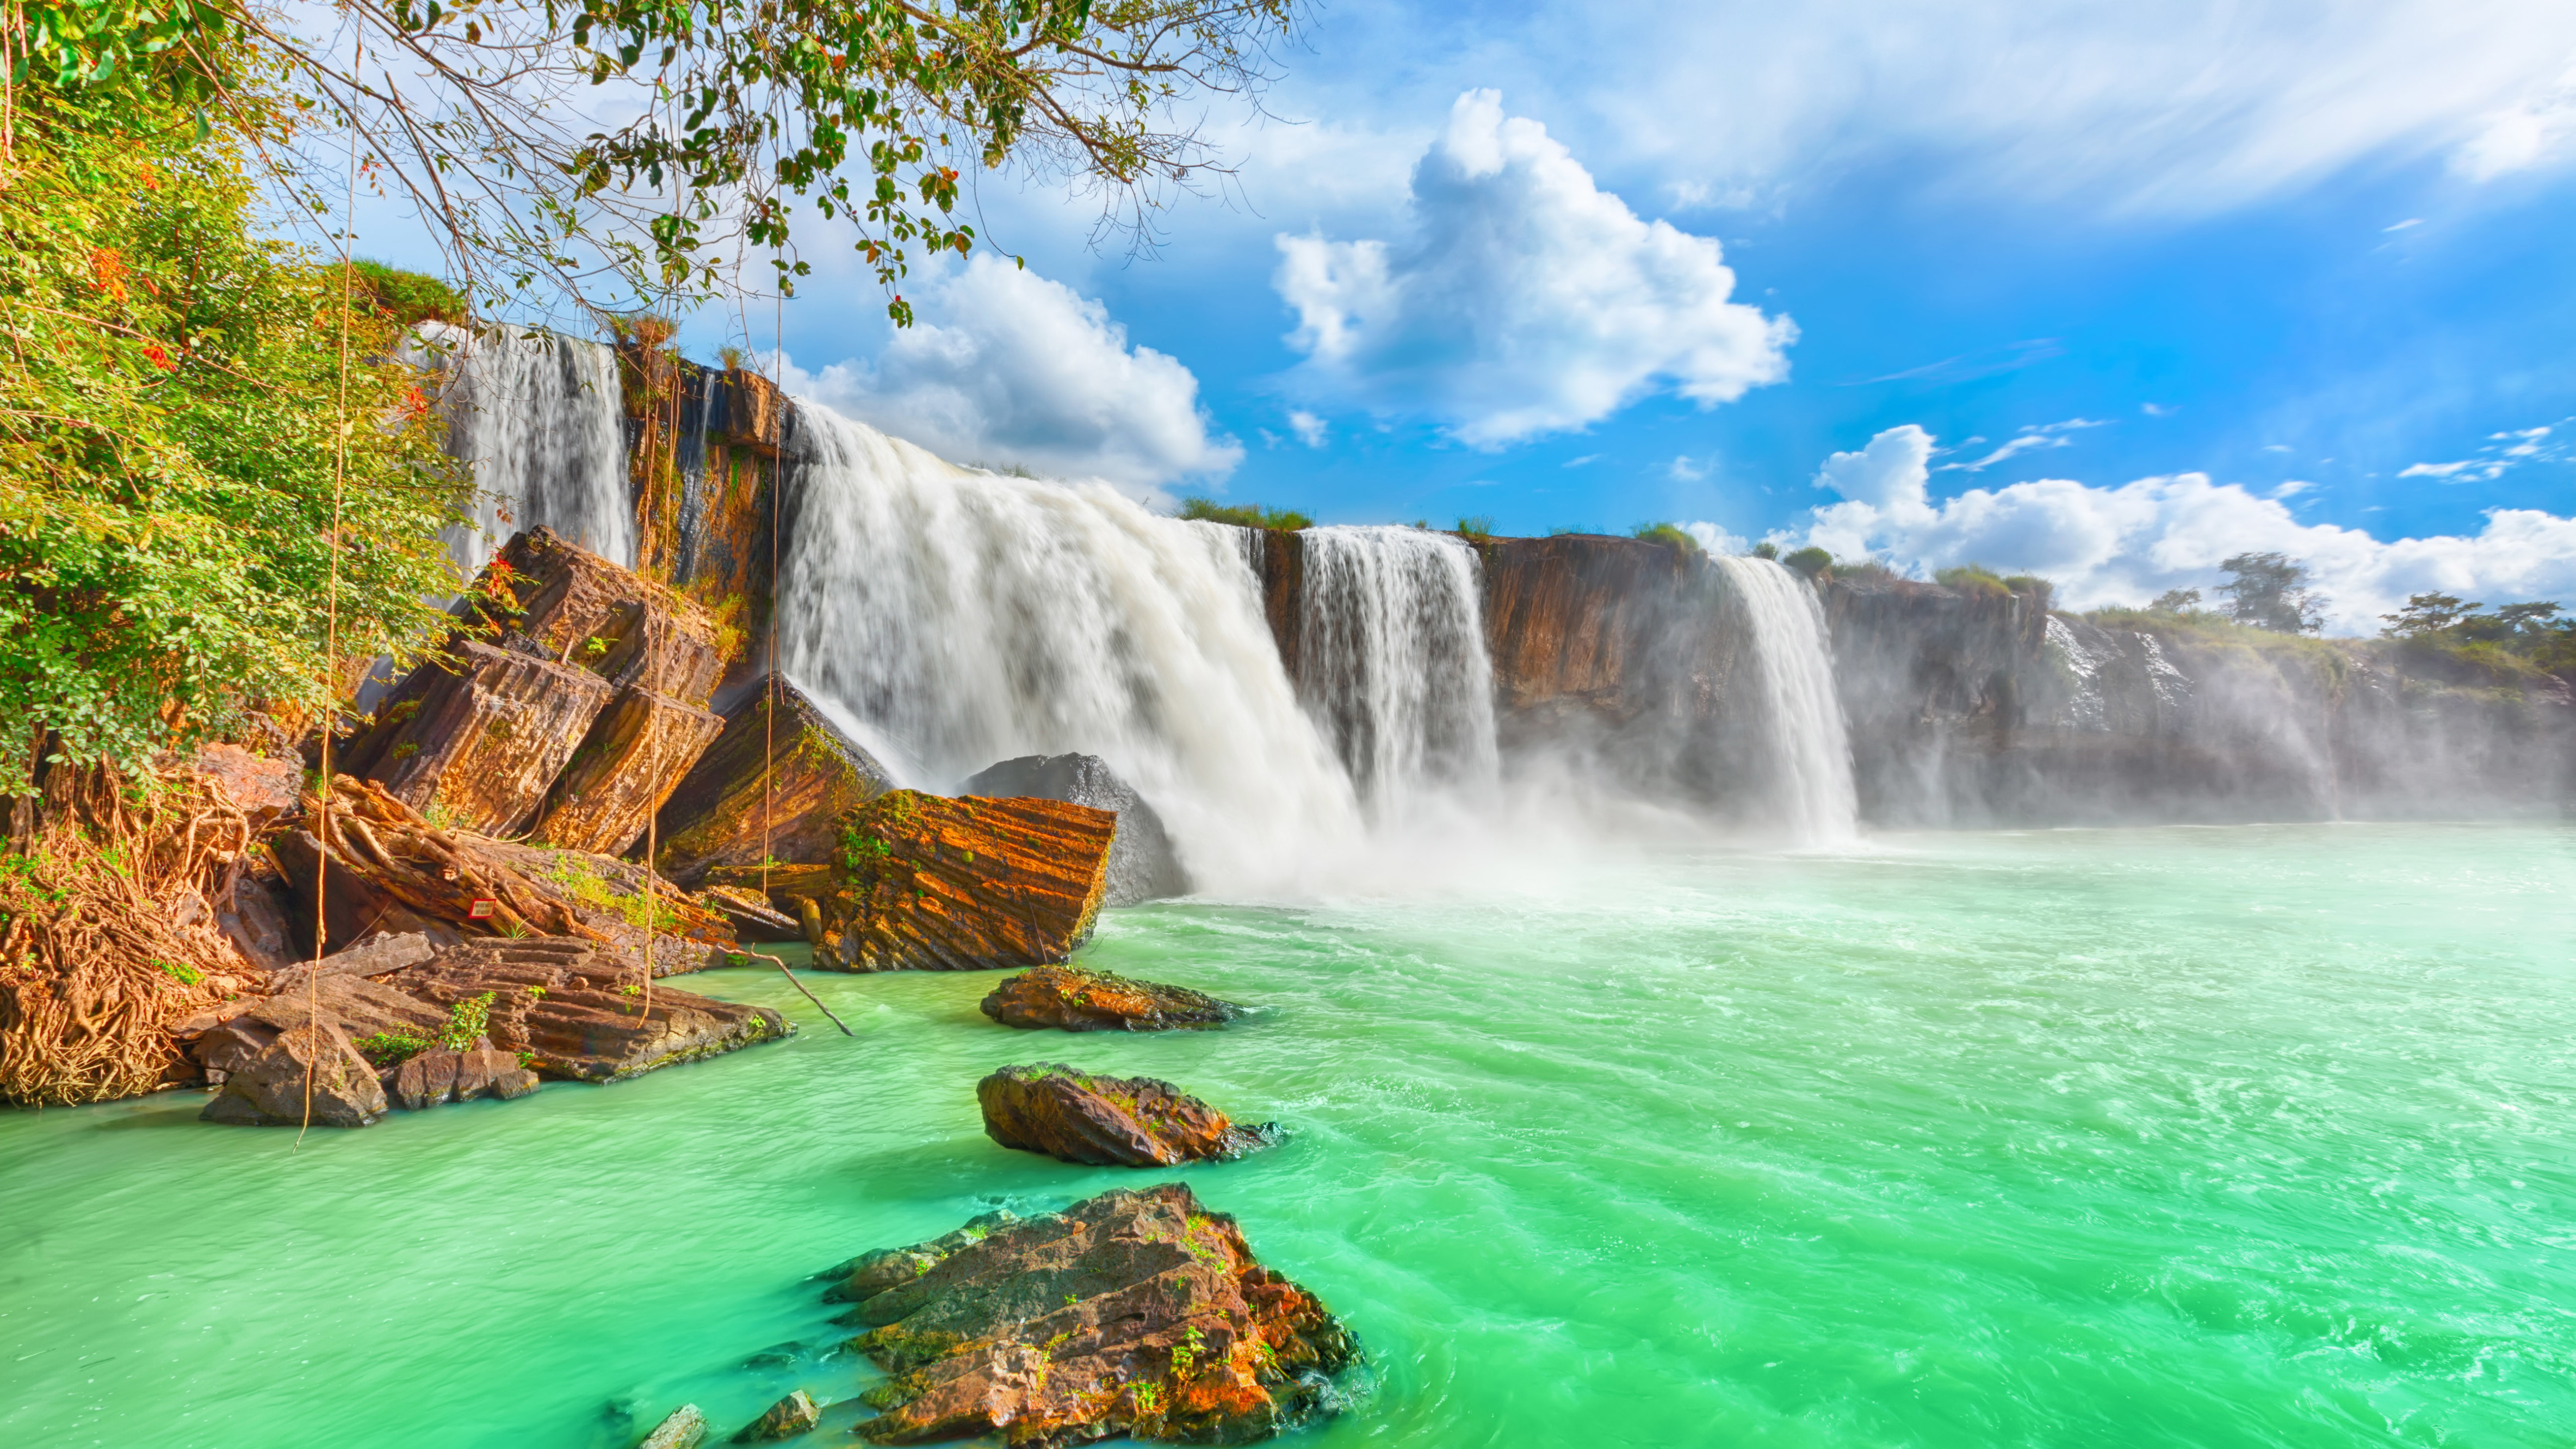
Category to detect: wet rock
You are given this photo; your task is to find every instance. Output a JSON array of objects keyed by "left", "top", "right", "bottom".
[
  {"left": 637, "top": 1403, "right": 708, "bottom": 1449},
  {"left": 731, "top": 1390, "right": 820, "bottom": 1442},
  {"left": 810, "top": 792, "right": 1114, "bottom": 973},
  {"left": 385, "top": 937, "right": 791, "bottom": 1082},
  {"left": 834, "top": 1183, "right": 1356, "bottom": 1446},
  {"left": 979, "top": 964, "right": 1241, "bottom": 1034},
  {"left": 388, "top": 1043, "right": 541, "bottom": 1110},
  {"left": 958, "top": 753, "right": 1190, "bottom": 906},
  {"left": 201, "top": 1019, "right": 389, "bottom": 1128},
  {"left": 977, "top": 1063, "right": 1274, "bottom": 1168},
  {"left": 193, "top": 972, "right": 450, "bottom": 1080},
  {"left": 653, "top": 677, "right": 894, "bottom": 890}
]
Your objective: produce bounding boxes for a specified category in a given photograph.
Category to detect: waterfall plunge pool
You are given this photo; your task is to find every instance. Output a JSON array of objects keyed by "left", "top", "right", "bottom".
[{"left": 3, "top": 821, "right": 2569, "bottom": 1447}]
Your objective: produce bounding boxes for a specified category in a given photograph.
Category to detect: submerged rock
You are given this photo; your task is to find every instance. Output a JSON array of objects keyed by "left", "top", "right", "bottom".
[
  {"left": 980, "top": 964, "right": 1241, "bottom": 1034},
  {"left": 810, "top": 791, "right": 1115, "bottom": 973},
  {"left": 386, "top": 937, "right": 791, "bottom": 1082},
  {"left": 636, "top": 1403, "right": 708, "bottom": 1449},
  {"left": 201, "top": 1019, "right": 389, "bottom": 1128},
  {"left": 832, "top": 1183, "right": 1356, "bottom": 1446},
  {"left": 731, "top": 1390, "right": 820, "bottom": 1442},
  {"left": 977, "top": 1063, "right": 1274, "bottom": 1167},
  {"left": 958, "top": 753, "right": 1190, "bottom": 906}
]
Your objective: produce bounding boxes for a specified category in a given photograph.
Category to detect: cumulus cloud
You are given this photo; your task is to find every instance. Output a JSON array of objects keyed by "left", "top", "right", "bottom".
[
  {"left": 778, "top": 255, "right": 1239, "bottom": 494},
  {"left": 1770, "top": 424, "right": 2576, "bottom": 633},
  {"left": 1272, "top": 90, "right": 1794, "bottom": 447}
]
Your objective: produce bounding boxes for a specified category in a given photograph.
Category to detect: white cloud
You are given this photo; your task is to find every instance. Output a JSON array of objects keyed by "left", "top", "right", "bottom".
[
  {"left": 1286, "top": 410, "right": 1329, "bottom": 448},
  {"left": 1668, "top": 454, "right": 1709, "bottom": 482},
  {"left": 777, "top": 255, "right": 1239, "bottom": 494},
  {"left": 2141, "top": 403, "right": 2177, "bottom": 418},
  {"left": 2384, "top": 217, "right": 2426, "bottom": 231},
  {"left": 1500, "top": 1, "right": 2576, "bottom": 215},
  {"left": 1939, "top": 417, "right": 2107, "bottom": 472},
  {"left": 2261, "top": 443, "right": 2294, "bottom": 453},
  {"left": 1682, "top": 520, "right": 1749, "bottom": 555},
  {"left": 1273, "top": 90, "right": 1794, "bottom": 447},
  {"left": 1779, "top": 424, "right": 2576, "bottom": 632},
  {"left": 2395, "top": 423, "right": 2567, "bottom": 484}
]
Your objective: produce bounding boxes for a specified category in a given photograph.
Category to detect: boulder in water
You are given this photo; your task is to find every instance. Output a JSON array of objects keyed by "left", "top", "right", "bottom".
[
  {"left": 200, "top": 1018, "right": 389, "bottom": 1128},
  {"left": 636, "top": 1403, "right": 708, "bottom": 1449},
  {"left": 654, "top": 677, "right": 895, "bottom": 891},
  {"left": 957, "top": 753, "right": 1190, "bottom": 906},
  {"left": 384, "top": 937, "right": 791, "bottom": 1082},
  {"left": 809, "top": 791, "right": 1114, "bottom": 973},
  {"left": 977, "top": 1062, "right": 1274, "bottom": 1167},
  {"left": 387, "top": 1043, "right": 541, "bottom": 1110},
  {"left": 833, "top": 1183, "right": 1356, "bottom": 1445},
  {"left": 979, "top": 964, "right": 1240, "bottom": 1033},
  {"left": 730, "top": 1391, "right": 820, "bottom": 1443}
]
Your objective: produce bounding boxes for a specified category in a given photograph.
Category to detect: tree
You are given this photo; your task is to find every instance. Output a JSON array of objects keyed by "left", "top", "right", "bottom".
[
  {"left": 2494, "top": 601, "right": 2563, "bottom": 634},
  {"left": 2218, "top": 552, "right": 2322, "bottom": 633},
  {"left": 22, "top": 0, "right": 1304, "bottom": 323},
  {"left": 0, "top": 45, "right": 464, "bottom": 787},
  {"left": 2379, "top": 592, "right": 2481, "bottom": 638},
  {"left": 2149, "top": 587, "right": 2201, "bottom": 613}
]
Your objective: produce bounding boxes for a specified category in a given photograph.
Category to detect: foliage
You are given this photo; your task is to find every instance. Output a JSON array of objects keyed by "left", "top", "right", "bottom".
[
  {"left": 435, "top": 990, "right": 496, "bottom": 1050},
  {"left": 0, "top": 54, "right": 464, "bottom": 788},
  {"left": 355, "top": 1027, "right": 432, "bottom": 1067},
  {"left": 2217, "top": 551, "right": 2321, "bottom": 633},
  {"left": 33, "top": 0, "right": 1304, "bottom": 320},
  {"left": 1749, "top": 540, "right": 1779, "bottom": 560},
  {"left": 349, "top": 261, "right": 466, "bottom": 327},
  {"left": 2148, "top": 587, "right": 2202, "bottom": 613},
  {"left": 1630, "top": 521, "right": 1701, "bottom": 554},
  {"left": 1936, "top": 563, "right": 2052, "bottom": 604},
  {"left": 1177, "top": 497, "right": 1312, "bottom": 531},
  {"left": 1781, "top": 546, "right": 1831, "bottom": 578},
  {"left": 2378, "top": 592, "right": 2574, "bottom": 680},
  {"left": 1454, "top": 515, "right": 1497, "bottom": 540}
]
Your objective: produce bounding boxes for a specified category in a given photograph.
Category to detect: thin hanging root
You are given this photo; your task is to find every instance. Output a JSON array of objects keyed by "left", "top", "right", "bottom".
[{"left": 0, "top": 763, "right": 257, "bottom": 1106}]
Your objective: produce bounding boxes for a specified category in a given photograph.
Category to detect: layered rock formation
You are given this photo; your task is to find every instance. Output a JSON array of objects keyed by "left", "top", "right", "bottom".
[
  {"left": 809, "top": 791, "right": 1114, "bottom": 972},
  {"left": 386, "top": 937, "right": 790, "bottom": 1082},
  {"left": 654, "top": 676, "right": 894, "bottom": 891},
  {"left": 980, "top": 965, "right": 1240, "bottom": 1033},
  {"left": 829, "top": 1184, "right": 1358, "bottom": 1446},
  {"left": 977, "top": 1063, "right": 1274, "bottom": 1167},
  {"left": 958, "top": 753, "right": 1189, "bottom": 905}
]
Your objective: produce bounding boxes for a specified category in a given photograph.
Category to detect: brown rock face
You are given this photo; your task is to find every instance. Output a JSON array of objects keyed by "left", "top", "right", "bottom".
[
  {"left": 193, "top": 744, "right": 302, "bottom": 829},
  {"left": 339, "top": 639, "right": 616, "bottom": 836},
  {"left": 193, "top": 973, "right": 450, "bottom": 1081},
  {"left": 201, "top": 1019, "right": 389, "bottom": 1128},
  {"left": 731, "top": 1390, "right": 820, "bottom": 1443},
  {"left": 531, "top": 685, "right": 726, "bottom": 856},
  {"left": 977, "top": 1063, "right": 1273, "bottom": 1168},
  {"left": 979, "top": 965, "right": 1240, "bottom": 1033},
  {"left": 811, "top": 792, "right": 1113, "bottom": 973},
  {"left": 833, "top": 1184, "right": 1357, "bottom": 1446},
  {"left": 482, "top": 526, "right": 726, "bottom": 705},
  {"left": 385, "top": 937, "right": 790, "bottom": 1082},
  {"left": 388, "top": 1044, "right": 541, "bottom": 1110},
  {"left": 654, "top": 677, "right": 894, "bottom": 890}
]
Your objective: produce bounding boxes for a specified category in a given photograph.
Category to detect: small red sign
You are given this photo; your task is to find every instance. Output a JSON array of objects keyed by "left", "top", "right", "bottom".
[{"left": 467, "top": 898, "right": 498, "bottom": 920}]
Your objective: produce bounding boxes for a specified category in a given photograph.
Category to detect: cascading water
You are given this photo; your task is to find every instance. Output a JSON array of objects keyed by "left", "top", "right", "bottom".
[
  {"left": 1294, "top": 527, "right": 1500, "bottom": 818},
  {"left": 415, "top": 324, "right": 633, "bottom": 574},
  {"left": 773, "top": 406, "right": 1363, "bottom": 893},
  {"left": 1712, "top": 555, "right": 1859, "bottom": 842}
]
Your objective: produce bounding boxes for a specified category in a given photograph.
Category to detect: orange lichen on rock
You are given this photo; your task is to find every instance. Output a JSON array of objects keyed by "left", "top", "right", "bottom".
[
  {"left": 825, "top": 1183, "right": 1358, "bottom": 1446},
  {"left": 811, "top": 791, "right": 1114, "bottom": 972}
]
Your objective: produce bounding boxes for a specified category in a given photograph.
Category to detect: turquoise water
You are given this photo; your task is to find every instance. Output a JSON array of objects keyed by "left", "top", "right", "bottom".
[{"left": 3, "top": 824, "right": 2571, "bottom": 1447}]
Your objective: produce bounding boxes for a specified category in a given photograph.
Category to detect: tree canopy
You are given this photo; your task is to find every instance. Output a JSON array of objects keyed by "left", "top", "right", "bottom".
[{"left": 2217, "top": 551, "right": 2322, "bottom": 634}]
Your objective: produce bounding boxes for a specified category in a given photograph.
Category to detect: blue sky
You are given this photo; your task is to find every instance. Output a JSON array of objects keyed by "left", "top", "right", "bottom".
[{"left": 371, "top": 0, "right": 2576, "bottom": 631}]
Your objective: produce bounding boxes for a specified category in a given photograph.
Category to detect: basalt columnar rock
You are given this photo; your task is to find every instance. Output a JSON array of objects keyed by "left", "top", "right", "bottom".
[
  {"left": 958, "top": 753, "right": 1190, "bottom": 906},
  {"left": 385, "top": 937, "right": 791, "bottom": 1082},
  {"left": 979, "top": 965, "right": 1241, "bottom": 1034},
  {"left": 654, "top": 677, "right": 895, "bottom": 892},
  {"left": 809, "top": 791, "right": 1115, "bottom": 973},
  {"left": 829, "top": 1184, "right": 1357, "bottom": 1446},
  {"left": 977, "top": 1063, "right": 1274, "bottom": 1167},
  {"left": 340, "top": 527, "right": 729, "bottom": 844}
]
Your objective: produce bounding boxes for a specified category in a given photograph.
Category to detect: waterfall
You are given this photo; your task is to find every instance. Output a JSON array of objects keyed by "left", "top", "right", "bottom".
[
  {"left": 1712, "top": 556, "right": 1859, "bottom": 842},
  {"left": 774, "top": 406, "right": 1363, "bottom": 893},
  {"left": 416, "top": 324, "right": 633, "bottom": 575},
  {"left": 1295, "top": 527, "right": 1501, "bottom": 817}
]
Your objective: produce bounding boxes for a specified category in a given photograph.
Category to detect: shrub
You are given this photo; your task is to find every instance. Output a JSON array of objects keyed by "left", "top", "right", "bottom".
[
  {"left": 1782, "top": 546, "right": 1832, "bottom": 577},
  {"left": 1631, "top": 522, "right": 1703, "bottom": 554},
  {"left": 1176, "top": 498, "right": 1313, "bottom": 530},
  {"left": 349, "top": 261, "right": 466, "bottom": 327}
]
